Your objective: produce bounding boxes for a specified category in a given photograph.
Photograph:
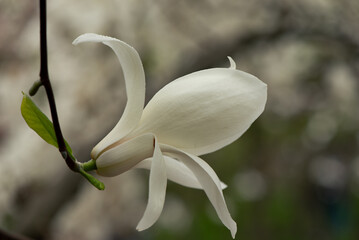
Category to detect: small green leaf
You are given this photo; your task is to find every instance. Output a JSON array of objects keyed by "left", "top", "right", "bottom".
[
  {"left": 21, "top": 93, "right": 104, "bottom": 190},
  {"left": 20, "top": 93, "right": 72, "bottom": 154}
]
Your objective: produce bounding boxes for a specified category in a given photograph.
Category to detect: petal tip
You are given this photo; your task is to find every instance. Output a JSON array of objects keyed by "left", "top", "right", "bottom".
[
  {"left": 136, "top": 225, "right": 145, "bottom": 232},
  {"left": 135, "top": 216, "right": 154, "bottom": 232},
  {"left": 72, "top": 38, "right": 80, "bottom": 45},
  {"left": 221, "top": 182, "right": 228, "bottom": 190},
  {"left": 72, "top": 33, "right": 116, "bottom": 45},
  {"left": 227, "top": 56, "right": 236, "bottom": 69},
  {"left": 230, "top": 221, "right": 237, "bottom": 238},
  {"left": 72, "top": 33, "right": 94, "bottom": 45}
]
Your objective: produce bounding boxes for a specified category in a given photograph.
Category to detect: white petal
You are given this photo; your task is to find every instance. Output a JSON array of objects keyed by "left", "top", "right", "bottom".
[
  {"left": 136, "top": 156, "right": 227, "bottom": 189},
  {"left": 136, "top": 137, "right": 167, "bottom": 231},
  {"left": 128, "top": 61, "right": 267, "bottom": 155},
  {"left": 73, "top": 33, "right": 145, "bottom": 159},
  {"left": 96, "top": 134, "right": 154, "bottom": 177},
  {"left": 161, "top": 144, "right": 237, "bottom": 238},
  {"left": 227, "top": 56, "right": 236, "bottom": 69}
]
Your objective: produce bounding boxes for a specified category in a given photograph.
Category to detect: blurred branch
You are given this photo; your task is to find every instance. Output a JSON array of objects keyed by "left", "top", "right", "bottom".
[
  {"left": 0, "top": 227, "right": 32, "bottom": 240},
  {"left": 0, "top": 2, "right": 36, "bottom": 63},
  {"left": 14, "top": 172, "right": 81, "bottom": 238},
  {"left": 171, "top": 5, "right": 359, "bottom": 79}
]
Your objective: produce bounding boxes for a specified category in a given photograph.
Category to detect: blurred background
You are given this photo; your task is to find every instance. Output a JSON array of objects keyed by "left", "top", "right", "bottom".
[{"left": 1, "top": 0, "right": 359, "bottom": 239}]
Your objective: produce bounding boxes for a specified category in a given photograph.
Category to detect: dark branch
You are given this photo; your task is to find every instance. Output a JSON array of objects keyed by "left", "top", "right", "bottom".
[
  {"left": 39, "top": 0, "right": 77, "bottom": 171},
  {"left": 0, "top": 227, "right": 32, "bottom": 240}
]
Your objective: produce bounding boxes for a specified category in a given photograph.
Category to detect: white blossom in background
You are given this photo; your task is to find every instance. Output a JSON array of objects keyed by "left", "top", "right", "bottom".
[{"left": 73, "top": 33, "right": 267, "bottom": 238}]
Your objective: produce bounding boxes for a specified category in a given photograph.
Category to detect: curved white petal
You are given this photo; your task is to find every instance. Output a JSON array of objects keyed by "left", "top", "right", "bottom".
[
  {"left": 160, "top": 144, "right": 237, "bottom": 238},
  {"left": 73, "top": 33, "right": 145, "bottom": 159},
  {"left": 135, "top": 156, "right": 227, "bottom": 189},
  {"left": 137, "top": 137, "right": 167, "bottom": 231},
  {"left": 128, "top": 60, "right": 267, "bottom": 155},
  {"left": 227, "top": 56, "right": 236, "bottom": 69},
  {"left": 96, "top": 134, "right": 154, "bottom": 177}
]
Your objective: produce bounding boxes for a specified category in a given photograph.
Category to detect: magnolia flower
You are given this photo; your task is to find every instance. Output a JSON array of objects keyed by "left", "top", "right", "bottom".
[{"left": 73, "top": 33, "right": 267, "bottom": 238}]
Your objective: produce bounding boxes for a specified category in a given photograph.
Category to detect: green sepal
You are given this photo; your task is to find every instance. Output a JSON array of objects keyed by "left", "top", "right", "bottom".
[{"left": 79, "top": 168, "right": 105, "bottom": 190}]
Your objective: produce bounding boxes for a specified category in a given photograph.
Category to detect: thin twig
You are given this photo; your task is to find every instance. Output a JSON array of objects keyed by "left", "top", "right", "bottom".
[
  {"left": 37, "top": 0, "right": 103, "bottom": 190},
  {"left": 39, "top": 0, "right": 77, "bottom": 171}
]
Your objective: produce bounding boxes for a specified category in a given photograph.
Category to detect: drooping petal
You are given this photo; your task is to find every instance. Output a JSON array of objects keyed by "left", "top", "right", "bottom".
[
  {"left": 128, "top": 60, "right": 267, "bottom": 155},
  {"left": 136, "top": 137, "right": 167, "bottom": 231},
  {"left": 73, "top": 33, "right": 145, "bottom": 159},
  {"left": 95, "top": 133, "right": 154, "bottom": 177},
  {"left": 160, "top": 144, "right": 237, "bottom": 238},
  {"left": 135, "top": 156, "right": 227, "bottom": 190}
]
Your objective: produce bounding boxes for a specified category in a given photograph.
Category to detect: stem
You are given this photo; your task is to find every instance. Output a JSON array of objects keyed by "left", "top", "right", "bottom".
[
  {"left": 81, "top": 159, "right": 97, "bottom": 171},
  {"left": 39, "top": 0, "right": 76, "bottom": 171},
  {"left": 29, "top": 79, "right": 42, "bottom": 96},
  {"left": 36, "top": 0, "right": 104, "bottom": 190}
]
